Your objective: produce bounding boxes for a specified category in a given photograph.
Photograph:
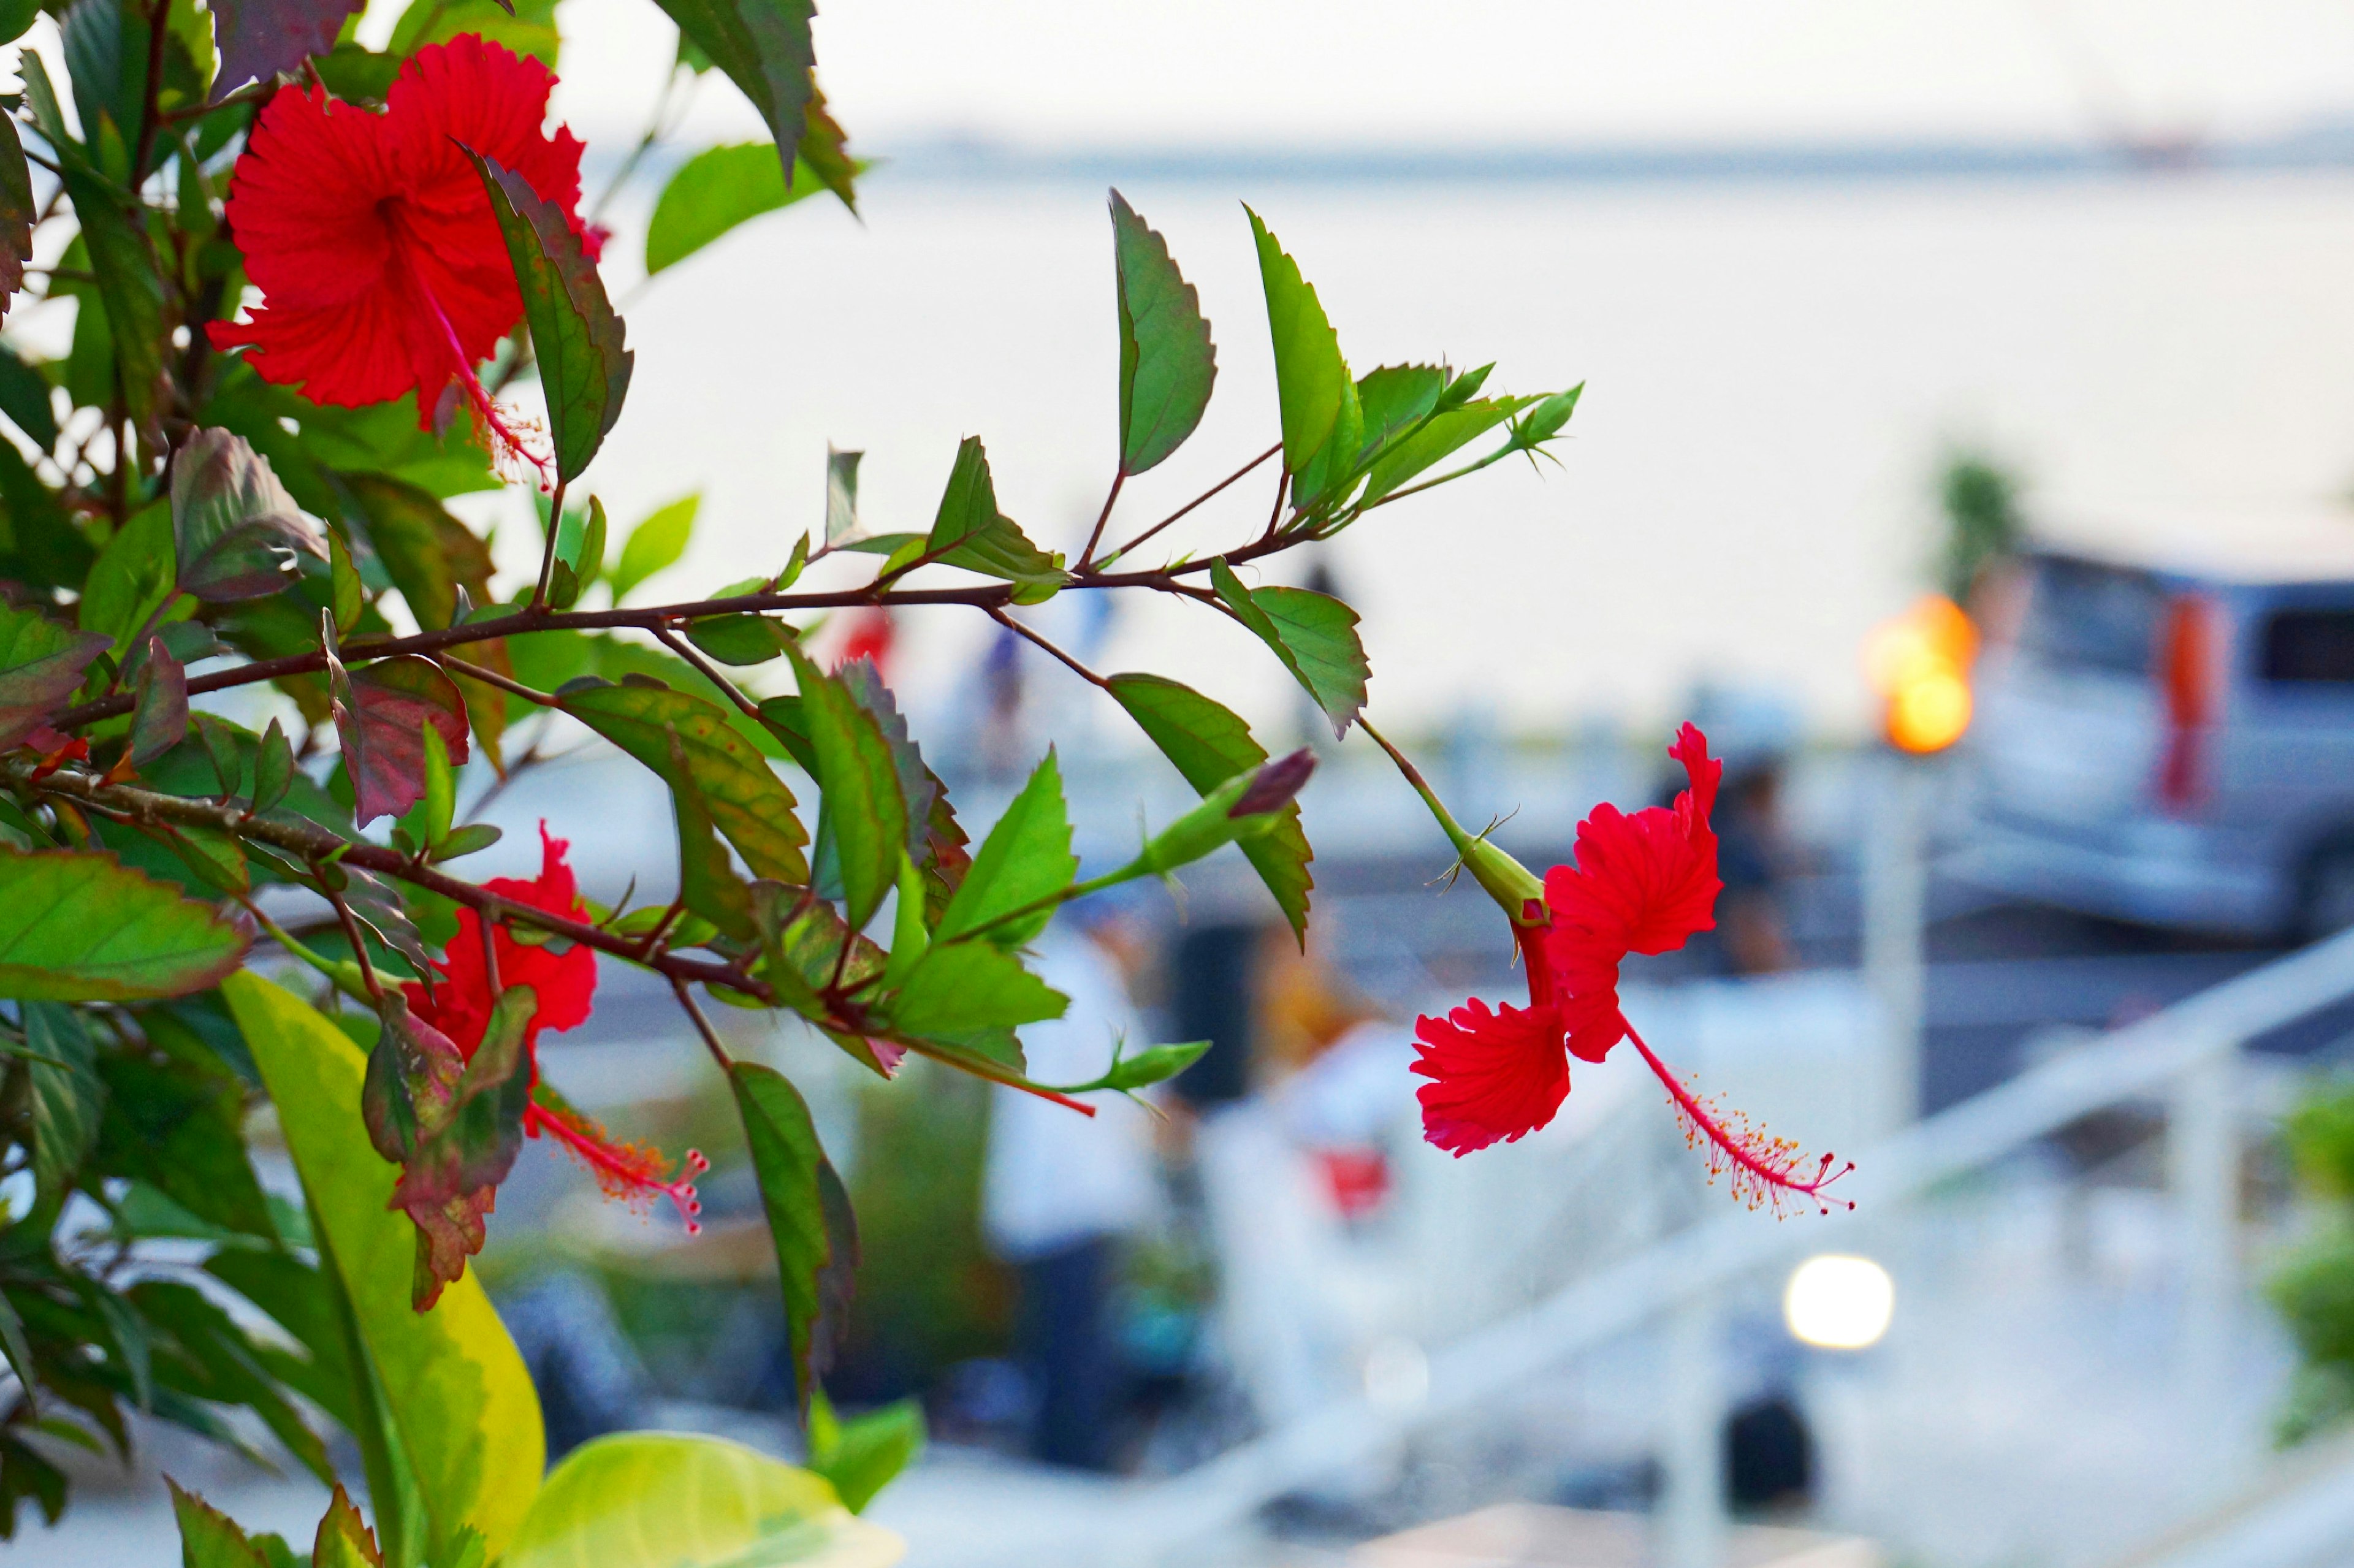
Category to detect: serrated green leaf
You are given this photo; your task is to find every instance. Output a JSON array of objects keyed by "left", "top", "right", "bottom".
[
  {"left": 468, "top": 149, "right": 632, "bottom": 484},
  {"left": 884, "top": 941, "right": 1067, "bottom": 1045},
  {"left": 169, "top": 1479, "right": 270, "bottom": 1568},
  {"left": 60, "top": 163, "right": 164, "bottom": 426},
  {"left": 666, "top": 723, "right": 755, "bottom": 942},
  {"left": 327, "top": 646, "right": 469, "bottom": 826},
  {"left": 1246, "top": 206, "right": 1347, "bottom": 479},
  {"left": 1354, "top": 363, "right": 1446, "bottom": 463},
  {"left": 609, "top": 492, "right": 698, "bottom": 604},
  {"left": 0, "top": 848, "right": 248, "bottom": 999},
  {"left": 311, "top": 1486, "right": 384, "bottom": 1568},
  {"left": 644, "top": 142, "right": 838, "bottom": 276},
  {"left": 727, "top": 1064, "right": 856, "bottom": 1418},
  {"left": 921, "top": 437, "right": 1065, "bottom": 592},
  {"left": 78, "top": 498, "right": 179, "bottom": 658},
  {"left": 1292, "top": 360, "right": 1362, "bottom": 513},
  {"left": 1106, "top": 672, "right": 1313, "bottom": 943},
  {"left": 1208, "top": 560, "right": 1369, "bottom": 737},
  {"left": 790, "top": 647, "right": 905, "bottom": 934},
  {"left": 223, "top": 972, "right": 544, "bottom": 1561},
  {"left": 558, "top": 679, "right": 809, "bottom": 883},
  {"left": 931, "top": 750, "right": 1073, "bottom": 948},
  {"left": 1359, "top": 395, "right": 1537, "bottom": 506},
  {"left": 172, "top": 427, "right": 327, "bottom": 602},
  {"left": 648, "top": 0, "right": 817, "bottom": 186},
  {"left": 128, "top": 632, "right": 188, "bottom": 764},
  {"left": 0, "top": 599, "right": 110, "bottom": 749},
  {"left": 1111, "top": 189, "right": 1214, "bottom": 476},
  {"left": 394, "top": 719, "right": 457, "bottom": 854},
  {"left": 253, "top": 717, "right": 295, "bottom": 815},
  {"left": 503, "top": 1431, "right": 901, "bottom": 1568}
]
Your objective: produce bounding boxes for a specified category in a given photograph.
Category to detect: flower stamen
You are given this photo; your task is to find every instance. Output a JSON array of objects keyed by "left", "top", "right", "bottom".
[
  {"left": 1620, "top": 1015, "right": 1854, "bottom": 1216},
  {"left": 525, "top": 1103, "right": 707, "bottom": 1234}
]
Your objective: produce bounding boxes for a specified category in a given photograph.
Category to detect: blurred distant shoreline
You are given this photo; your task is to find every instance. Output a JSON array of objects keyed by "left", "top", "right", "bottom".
[{"left": 826, "top": 126, "right": 2354, "bottom": 185}]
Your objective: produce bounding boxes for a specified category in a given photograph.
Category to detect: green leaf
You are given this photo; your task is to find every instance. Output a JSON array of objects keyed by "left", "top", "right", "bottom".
[
  {"left": 389, "top": 0, "right": 556, "bottom": 64},
  {"left": 0, "top": 341, "right": 59, "bottom": 449},
  {"left": 807, "top": 1390, "right": 924, "bottom": 1515},
  {"left": 1246, "top": 205, "right": 1347, "bottom": 479},
  {"left": 608, "top": 492, "right": 698, "bottom": 604},
  {"left": 921, "top": 436, "right": 1065, "bottom": 595},
  {"left": 1110, "top": 189, "right": 1214, "bottom": 476},
  {"left": 128, "top": 633, "right": 189, "bottom": 764},
  {"left": 1106, "top": 672, "right": 1314, "bottom": 943},
  {"left": 685, "top": 612, "right": 791, "bottom": 666},
  {"left": 170, "top": 1479, "right": 270, "bottom": 1568},
  {"left": 394, "top": 720, "right": 457, "bottom": 853},
  {"left": 644, "top": 142, "right": 836, "bottom": 276},
  {"left": 825, "top": 445, "right": 860, "bottom": 545},
  {"left": 211, "top": 0, "right": 364, "bottom": 97},
  {"left": 0, "top": 0, "right": 37, "bottom": 51},
  {"left": 931, "top": 749, "right": 1073, "bottom": 948},
  {"left": 172, "top": 428, "right": 328, "bottom": 602},
  {"left": 23, "top": 1002, "right": 101, "bottom": 1193},
  {"left": 78, "top": 500, "right": 180, "bottom": 659},
  {"left": 0, "top": 1290, "right": 32, "bottom": 1409},
  {"left": 1355, "top": 363, "right": 1447, "bottom": 462},
  {"left": 1130, "top": 749, "right": 1316, "bottom": 875},
  {"left": 544, "top": 493, "right": 604, "bottom": 611},
  {"left": 666, "top": 724, "right": 756, "bottom": 942},
  {"left": 504, "top": 1431, "right": 899, "bottom": 1568},
  {"left": 883, "top": 941, "right": 1067, "bottom": 1038},
  {"left": 1360, "top": 395, "right": 1536, "bottom": 506},
  {"left": 0, "top": 847, "right": 248, "bottom": 999},
  {"left": 789, "top": 647, "right": 906, "bottom": 934},
  {"left": 558, "top": 679, "right": 809, "bottom": 882},
  {"left": 0, "top": 600, "right": 109, "bottom": 750},
  {"left": 252, "top": 717, "right": 294, "bottom": 816},
  {"left": 222, "top": 972, "right": 545, "bottom": 1562},
  {"left": 467, "top": 149, "right": 632, "bottom": 484},
  {"left": 311, "top": 1486, "right": 385, "bottom": 1568},
  {"left": 326, "top": 644, "right": 470, "bottom": 826},
  {"left": 59, "top": 167, "right": 164, "bottom": 425},
  {"left": 1208, "top": 559, "right": 1370, "bottom": 737},
  {"left": 0, "top": 113, "right": 32, "bottom": 314},
  {"left": 329, "top": 528, "right": 365, "bottom": 634},
  {"left": 727, "top": 1064, "right": 856, "bottom": 1416},
  {"left": 341, "top": 473, "right": 493, "bottom": 632},
  {"left": 648, "top": 0, "right": 817, "bottom": 186}
]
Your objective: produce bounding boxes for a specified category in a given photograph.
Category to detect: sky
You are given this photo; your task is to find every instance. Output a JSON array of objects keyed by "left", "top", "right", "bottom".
[{"left": 538, "top": 0, "right": 2354, "bottom": 156}]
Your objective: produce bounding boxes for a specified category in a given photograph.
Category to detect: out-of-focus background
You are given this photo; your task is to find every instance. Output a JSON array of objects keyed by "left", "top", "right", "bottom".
[{"left": 35, "top": 2, "right": 2354, "bottom": 1565}]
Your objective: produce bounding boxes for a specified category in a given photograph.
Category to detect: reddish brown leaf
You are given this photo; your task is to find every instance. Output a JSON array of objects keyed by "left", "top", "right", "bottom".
[
  {"left": 326, "top": 648, "right": 469, "bottom": 826},
  {"left": 210, "top": 0, "right": 367, "bottom": 102}
]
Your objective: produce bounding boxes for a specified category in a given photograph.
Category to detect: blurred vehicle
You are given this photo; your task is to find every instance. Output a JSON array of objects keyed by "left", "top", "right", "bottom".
[{"left": 1959, "top": 509, "right": 2354, "bottom": 938}]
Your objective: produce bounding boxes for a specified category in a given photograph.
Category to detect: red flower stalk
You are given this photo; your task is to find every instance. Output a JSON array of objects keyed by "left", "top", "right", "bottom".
[
  {"left": 207, "top": 36, "right": 596, "bottom": 474},
  {"left": 1377, "top": 721, "right": 1851, "bottom": 1214},
  {"left": 402, "top": 824, "right": 704, "bottom": 1230}
]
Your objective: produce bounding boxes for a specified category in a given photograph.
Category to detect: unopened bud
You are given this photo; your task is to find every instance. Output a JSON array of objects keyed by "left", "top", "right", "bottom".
[
  {"left": 1229, "top": 748, "right": 1317, "bottom": 820},
  {"left": 1134, "top": 752, "right": 1318, "bottom": 876}
]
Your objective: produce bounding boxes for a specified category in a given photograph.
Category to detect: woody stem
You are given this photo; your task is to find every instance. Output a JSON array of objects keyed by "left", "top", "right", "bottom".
[{"left": 530, "top": 478, "right": 569, "bottom": 612}]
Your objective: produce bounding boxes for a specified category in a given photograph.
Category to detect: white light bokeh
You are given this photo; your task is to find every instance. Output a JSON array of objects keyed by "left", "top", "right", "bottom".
[{"left": 1785, "top": 1254, "right": 1897, "bottom": 1349}]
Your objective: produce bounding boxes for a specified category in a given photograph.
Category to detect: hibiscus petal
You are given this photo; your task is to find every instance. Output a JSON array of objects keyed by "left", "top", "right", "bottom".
[{"left": 1411, "top": 998, "right": 1570, "bottom": 1156}]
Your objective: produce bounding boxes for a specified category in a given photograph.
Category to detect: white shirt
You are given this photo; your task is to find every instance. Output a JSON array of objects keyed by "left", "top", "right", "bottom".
[{"left": 981, "top": 931, "right": 1160, "bottom": 1261}]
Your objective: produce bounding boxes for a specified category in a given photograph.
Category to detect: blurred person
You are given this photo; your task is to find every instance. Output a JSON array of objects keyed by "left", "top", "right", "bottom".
[{"left": 982, "top": 892, "right": 1162, "bottom": 1470}]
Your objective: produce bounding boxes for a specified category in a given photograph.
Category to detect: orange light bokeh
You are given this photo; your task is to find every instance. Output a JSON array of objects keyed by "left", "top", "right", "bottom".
[{"left": 1865, "top": 595, "right": 1979, "bottom": 754}]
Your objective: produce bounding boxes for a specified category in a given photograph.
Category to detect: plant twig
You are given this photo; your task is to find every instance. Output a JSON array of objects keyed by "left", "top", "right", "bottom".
[
  {"left": 669, "top": 976, "right": 734, "bottom": 1071},
  {"left": 987, "top": 606, "right": 1109, "bottom": 690},
  {"left": 651, "top": 623, "right": 764, "bottom": 721},
  {"left": 1076, "top": 468, "right": 1125, "bottom": 569},
  {"left": 1103, "top": 443, "right": 1279, "bottom": 565}
]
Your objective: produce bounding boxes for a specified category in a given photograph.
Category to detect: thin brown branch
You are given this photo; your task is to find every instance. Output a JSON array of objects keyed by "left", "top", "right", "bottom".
[
  {"left": 651, "top": 623, "right": 764, "bottom": 722},
  {"left": 1103, "top": 443, "right": 1280, "bottom": 564},
  {"left": 669, "top": 976, "right": 734, "bottom": 1071},
  {"left": 320, "top": 883, "right": 386, "bottom": 1003},
  {"left": 14, "top": 763, "right": 770, "bottom": 1000},
  {"left": 988, "top": 606, "right": 1110, "bottom": 690},
  {"left": 439, "top": 655, "right": 555, "bottom": 709},
  {"left": 1076, "top": 468, "right": 1126, "bottom": 569}
]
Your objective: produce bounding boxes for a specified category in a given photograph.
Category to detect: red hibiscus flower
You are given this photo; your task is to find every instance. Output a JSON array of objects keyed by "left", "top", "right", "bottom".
[
  {"left": 208, "top": 35, "right": 592, "bottom": 468},
  {"left": 403, "top": 824, "right": 705, "bottom": 1228},
  {"left": 1383, "top": 722, "right": 1850, "bottom": 1213}
]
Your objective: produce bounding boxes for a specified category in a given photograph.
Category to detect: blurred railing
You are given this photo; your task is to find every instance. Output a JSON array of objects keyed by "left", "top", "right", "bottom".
[{"left": 1094, "top": 922, "right": 2354, "bottom": 1567}]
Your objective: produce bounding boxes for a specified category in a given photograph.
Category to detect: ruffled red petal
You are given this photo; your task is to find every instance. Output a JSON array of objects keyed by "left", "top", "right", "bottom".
[
  {"left": 211, "top": 35, "right": 590, "bottom": 425},
  {"left": 1543, "top": 723, "right": 1721, "bottom": 958},
  {"left": 1411, "top": 999, "right": 1570, "bottom": 1156},
  {"left": 400, "top": 823, "right": 595, "bottom": 1059}
]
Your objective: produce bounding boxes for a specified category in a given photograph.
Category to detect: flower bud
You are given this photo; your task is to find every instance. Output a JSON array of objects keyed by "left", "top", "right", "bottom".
[{"left": 1135, "top": 749, "right": 1317, "bottom": 875}]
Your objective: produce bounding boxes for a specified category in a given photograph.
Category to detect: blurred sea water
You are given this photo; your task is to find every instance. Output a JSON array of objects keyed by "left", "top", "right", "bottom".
[{"left": 557, "top": 167, "right": 2354, "bottom": 746}]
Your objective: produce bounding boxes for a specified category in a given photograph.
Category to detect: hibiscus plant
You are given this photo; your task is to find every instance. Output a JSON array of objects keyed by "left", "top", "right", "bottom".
[{"left": 0, "top": 0, "right": 1839, "bottom": 1559}]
